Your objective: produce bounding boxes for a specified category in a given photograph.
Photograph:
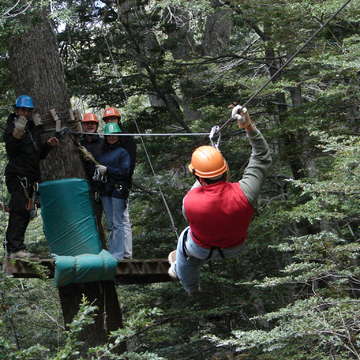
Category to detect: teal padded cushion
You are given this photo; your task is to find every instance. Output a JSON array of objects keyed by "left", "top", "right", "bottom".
[
  {"left": 54, "top": 250, "right": 118, "bottom": 287},
  {"left": 39, "top": 178, "right": 102, "bottom": 256}
]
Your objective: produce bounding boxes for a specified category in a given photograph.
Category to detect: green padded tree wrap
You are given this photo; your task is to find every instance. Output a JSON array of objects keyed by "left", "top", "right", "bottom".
[
  {"left": 39, "top": 178, "right": 102, "bottom": 256},
  {"left": 54, "top": 250, "right": 118, "bottom": 287}
]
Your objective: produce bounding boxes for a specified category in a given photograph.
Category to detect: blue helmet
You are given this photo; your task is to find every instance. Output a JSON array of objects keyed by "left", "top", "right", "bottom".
[{"left": 15, "top": 95, "right": 34, "bottom": 109}]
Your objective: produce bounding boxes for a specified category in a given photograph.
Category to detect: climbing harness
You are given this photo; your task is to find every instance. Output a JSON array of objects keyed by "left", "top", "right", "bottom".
[
  {"left": 181, "top": 228, "right": 190, "bottom": 259},
  {"left": 206, "top": 246, "right": 225, "bottom": 260},
  {"left": 182, "top": 228, "right": 225, "bottom": 260},
  {"left": 18, "top": 177, "right": 38, "bottom": 220}
]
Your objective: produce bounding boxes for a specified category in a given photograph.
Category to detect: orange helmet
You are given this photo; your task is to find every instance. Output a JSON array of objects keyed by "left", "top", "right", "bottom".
[
  {"left": 82, "top": 113, "right": 99, "bottom": 123},
  {"left": 103, "top": 107, "right": 121, "bottom": 120},
  {"left": 188, "top": 146, "right": 228, "bottom": 178}
]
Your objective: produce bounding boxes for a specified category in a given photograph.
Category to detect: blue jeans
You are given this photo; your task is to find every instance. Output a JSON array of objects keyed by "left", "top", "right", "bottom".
[
  {"left": 101, "top": 196, "right": 126, "bottom": 260},
  {"left": 123, "top": 203, "right": 132, "bottom": 258},
  {"left": 175, "top": 227, "right": 244, "bottom": 294}
]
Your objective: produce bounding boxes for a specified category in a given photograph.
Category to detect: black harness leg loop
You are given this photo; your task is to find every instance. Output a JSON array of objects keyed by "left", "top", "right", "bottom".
[
  {"left": 206, "top": 246, "right": 225, "bottom": 260},
  {"left": 182, "top": 228, "right": 190, "bottom": 258}
]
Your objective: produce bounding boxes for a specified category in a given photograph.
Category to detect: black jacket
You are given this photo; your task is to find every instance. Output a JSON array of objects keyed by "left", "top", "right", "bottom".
[
  {"left": 118, "top": 134, "right": 136, "bottom": 181},
  {"left": 81, "top": 134, "right": 104, "bottom": 178},
  {"left": 3, "top": 113, "right": 51, "bottom": 182},
  {"left": 80, "top": 134, "right": 104, "bottom": 192}
]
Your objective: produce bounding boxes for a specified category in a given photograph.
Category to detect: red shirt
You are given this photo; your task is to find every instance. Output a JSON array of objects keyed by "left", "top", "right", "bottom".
[{"left": 183, "top": 181, "right": 254, "bottom": 249}]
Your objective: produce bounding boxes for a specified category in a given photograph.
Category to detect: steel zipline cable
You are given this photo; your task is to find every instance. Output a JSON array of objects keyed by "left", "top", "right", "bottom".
[
  {"left": 74, "top": 131, "right": 210, "bottom": 137},
  {"left": 217, "top": 0, "right": 354, "bottom": 133}
]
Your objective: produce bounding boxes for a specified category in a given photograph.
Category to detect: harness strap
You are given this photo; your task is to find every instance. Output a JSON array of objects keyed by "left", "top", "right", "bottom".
[
  {"left": 206, "top": 246, "right": 225, "bottom": 260},
  {"left": 18, "top": 176, "right": 31, "bottom": 200},
  {"left": 28, "top": 130, "right": 40, "bottom": 153},
  {"left": 17, "top": 177, "right": 38, "bottom": 218},
  {"left": 183, "top": 228, "right": 226, "bottom": 260},
  {"left": 181, "top": 228, "right": 190, "bottom": 258}
]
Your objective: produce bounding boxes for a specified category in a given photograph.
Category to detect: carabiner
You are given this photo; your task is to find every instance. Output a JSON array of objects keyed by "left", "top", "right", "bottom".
[{"left": 209, "top": 125, "right": 221, "bottom": 149}]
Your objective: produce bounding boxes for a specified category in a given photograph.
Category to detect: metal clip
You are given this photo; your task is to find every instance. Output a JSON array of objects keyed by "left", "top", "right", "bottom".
[{"left": 209, "top": 125, "right": 221, "bottom": 149}]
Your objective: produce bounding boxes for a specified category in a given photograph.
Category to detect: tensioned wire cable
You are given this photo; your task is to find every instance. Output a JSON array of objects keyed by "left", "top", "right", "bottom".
[
  {"left": 74, "top": 131, "right": 210, "bottom": 137},
  {"left": 100, "top": 18, "right": 180, "bottom": 239},
  {"left": 217, "top": 0, "right": 354, "bottom": 133}
]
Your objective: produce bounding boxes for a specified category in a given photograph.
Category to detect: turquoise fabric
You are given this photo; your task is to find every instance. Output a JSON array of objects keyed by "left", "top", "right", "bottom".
[
  {"left": 39, "top": 178, "right": 102, "bottom": 256},
  {"left": 54, "top": 250, "right": 118, "bottom": 287}
]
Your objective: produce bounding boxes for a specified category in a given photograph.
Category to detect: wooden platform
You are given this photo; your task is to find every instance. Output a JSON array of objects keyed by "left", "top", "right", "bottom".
[{"left": 1, "top": 257, "right": 172, "bottom": 285}]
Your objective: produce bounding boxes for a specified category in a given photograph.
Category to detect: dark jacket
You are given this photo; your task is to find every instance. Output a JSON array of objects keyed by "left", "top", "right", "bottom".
[
  {"left": 80, "top": 134, "right": 104, "bottom": 179},
  {"left": 97, "top": 142, "right": 131, "bottom": 199},
  {"left": 118, "top": 134, "right": 136, "bottom": 179},
  {"left": 3, "top": 113, "right": 51, "bottom": 182}
]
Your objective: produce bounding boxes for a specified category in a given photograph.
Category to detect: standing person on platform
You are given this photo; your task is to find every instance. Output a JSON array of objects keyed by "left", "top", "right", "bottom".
[
  {"left": 102, "top": 107, "right": 136, "bottom": 259},
  {"left": 95, "top": 122, "right": 131, "bottom": 261},
  {"left": 80, "top": 113, "right": 106, "bottom": 246},
  {"left": 167, "top": 105, "right": 272, "bottom": 295},
  {"left": 3, "top": 95, "right": 59, "bottom": 258}
]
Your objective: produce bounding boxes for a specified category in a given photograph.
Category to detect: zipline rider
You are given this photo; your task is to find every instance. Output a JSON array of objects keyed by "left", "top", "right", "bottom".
[
  {"left": 168, "top": 105, "right": 272, "bottom": 295},
  {"left": 3, "top": 95, "right": 59, "bottom": 258}
]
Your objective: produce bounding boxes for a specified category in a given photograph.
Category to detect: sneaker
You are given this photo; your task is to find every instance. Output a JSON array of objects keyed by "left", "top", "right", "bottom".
[
  {"left": 9, "top": 250, "right": 36, "bottom": 259},
  {"left": 168, "top": 250, "right": 178, "bottom": 279}
]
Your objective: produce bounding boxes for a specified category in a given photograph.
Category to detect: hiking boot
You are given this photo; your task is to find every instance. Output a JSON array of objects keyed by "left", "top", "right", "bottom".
[
  {"left": 9, "top": 250, "right": 36, "bottom": 259},
  {"left": 168, "top": 250, "right": 178, "bottom": 280}
]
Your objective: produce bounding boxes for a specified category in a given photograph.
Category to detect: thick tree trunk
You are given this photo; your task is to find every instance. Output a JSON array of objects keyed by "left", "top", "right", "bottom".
[{"left": 7, "top": 6, "right": 123, "bottom": 351}]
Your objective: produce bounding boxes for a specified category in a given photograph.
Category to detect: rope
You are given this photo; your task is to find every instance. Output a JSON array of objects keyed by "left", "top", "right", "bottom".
[
  {"left": 217, "top": 0, "right": 354, "bottom": 132},
  {"left": 101, "top": 22, "right": 179, "bottom": 238}
]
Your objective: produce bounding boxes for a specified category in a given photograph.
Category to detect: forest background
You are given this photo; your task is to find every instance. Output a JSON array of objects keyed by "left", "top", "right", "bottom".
[{"left": 0, "top": 0, "right": 359, "bottom": 359}]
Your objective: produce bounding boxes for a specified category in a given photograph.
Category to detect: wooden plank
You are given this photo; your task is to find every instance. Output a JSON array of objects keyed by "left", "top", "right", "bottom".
[{"left": 1, "top": 258, "right": 172, "bottom": 284}]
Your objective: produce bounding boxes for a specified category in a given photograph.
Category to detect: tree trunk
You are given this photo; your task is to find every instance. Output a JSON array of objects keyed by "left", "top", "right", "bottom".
[{"left": 7, "top": 6, "right": 124, "bottom": 351}]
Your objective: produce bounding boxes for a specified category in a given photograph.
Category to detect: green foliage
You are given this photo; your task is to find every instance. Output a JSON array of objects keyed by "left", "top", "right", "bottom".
[
  {"left": 211, "top": 133, "right": 360, "bottom": 359},
  {"left": 0, "top": 0, "right": 359, "bottom": 359}
]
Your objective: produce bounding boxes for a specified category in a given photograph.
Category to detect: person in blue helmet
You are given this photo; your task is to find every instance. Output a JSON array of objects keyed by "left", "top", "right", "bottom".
[
  {"left": 3, "top": 95, "right": 59, "bottom": 258},
  {"left": 95, "top": 122, "right": 131, "bottom": 261}
]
